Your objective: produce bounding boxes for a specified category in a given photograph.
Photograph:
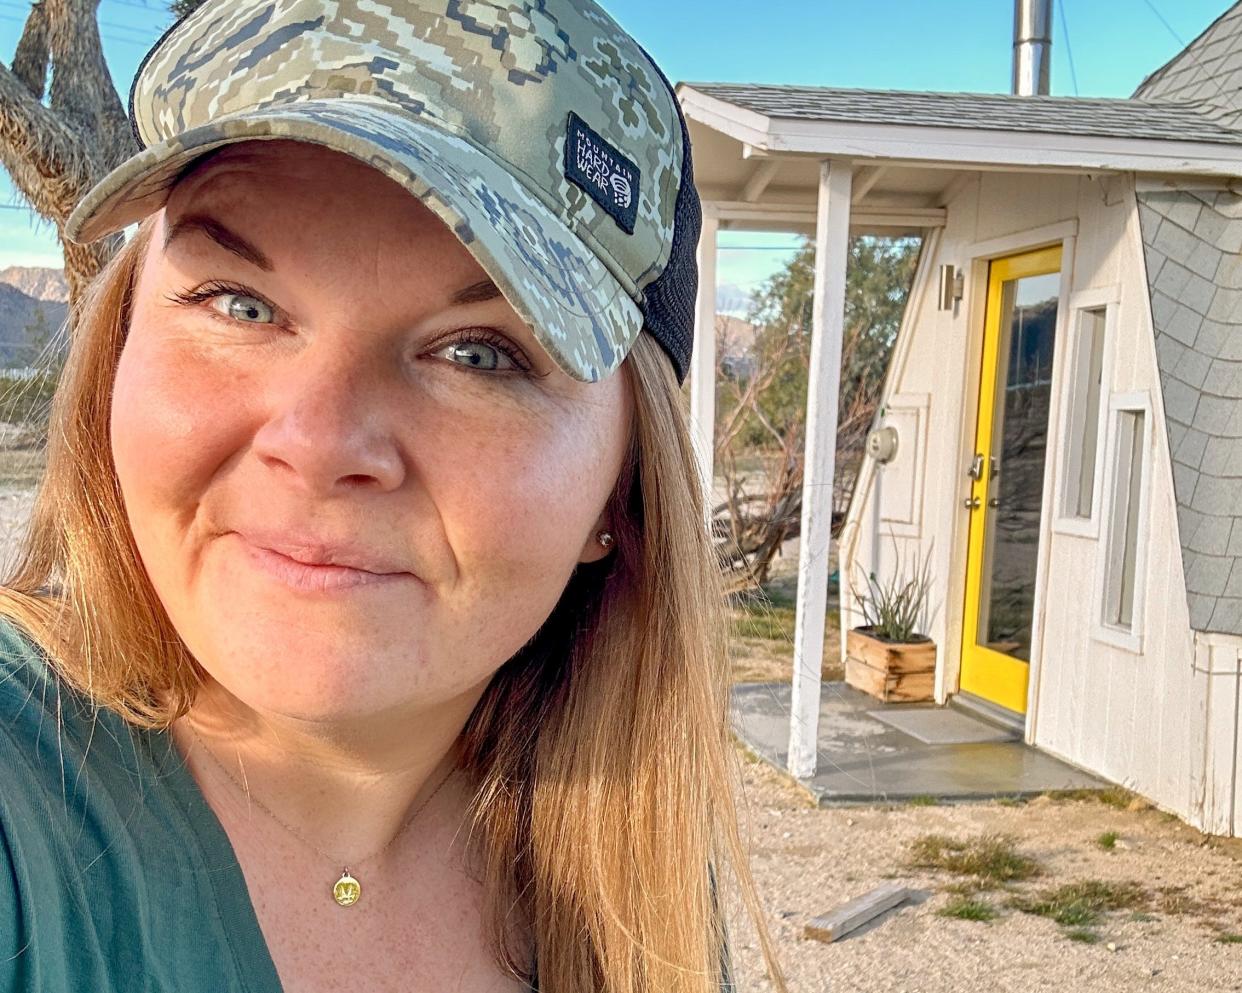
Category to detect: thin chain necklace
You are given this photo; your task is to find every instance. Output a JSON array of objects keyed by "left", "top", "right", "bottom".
[{"left": 188, "top": 723, "right": 456, "bottom": 908}]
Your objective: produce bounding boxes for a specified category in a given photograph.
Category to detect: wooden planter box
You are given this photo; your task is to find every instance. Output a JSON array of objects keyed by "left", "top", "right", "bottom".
[{"left": 845, "top": 626, "right": 936, "bottom": 703}]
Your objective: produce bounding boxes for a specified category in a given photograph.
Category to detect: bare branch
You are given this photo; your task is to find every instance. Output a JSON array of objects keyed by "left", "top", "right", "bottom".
[
  {"left": 11, "top": 1, "right": 51, "bottom": 101},
  {"left": 0, "top": 59, "right": 92, "bottom": 219},
  {"left": 0, "top": 0, "right": 144, "bottom": 300},
  {"left": 46, "top": 0, "right": 135, "bottom": 172}
]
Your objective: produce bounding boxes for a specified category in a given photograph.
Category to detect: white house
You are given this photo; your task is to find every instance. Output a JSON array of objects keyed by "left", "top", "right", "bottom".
[{"left": 682, "top": 3, "right": 1242, "bottom": 836}]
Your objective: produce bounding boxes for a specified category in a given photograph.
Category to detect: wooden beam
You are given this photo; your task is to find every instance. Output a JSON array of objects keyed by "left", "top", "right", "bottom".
[
  {"left": 707, "top": 199, "right": 945, "bottom": 229},
  {"left": 740, "top": 159, "right": 781, "bottom": 203},
  {"left": 804, "top": 883, "right": 912, "bottom": 943},
  {"left": 851, "top": 165, "right": 887, "bottom": 204},
  {"left": 788, "top": 159, "right": 852, "bottom": 781},
  {"left": 689, "top": 212, "right": 719, "bottom": 528}
]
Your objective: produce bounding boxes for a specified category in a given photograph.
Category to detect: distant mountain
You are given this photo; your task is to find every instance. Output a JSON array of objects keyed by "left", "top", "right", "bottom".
[
  {"left": 0, "top": 266, "right": 68, "bottom": 368},
  {"left": 0, "top": 266, "right": 68, "bottom": 304},
  {"left": 718, "top": 314, "right": 758, "bottom": 379}
]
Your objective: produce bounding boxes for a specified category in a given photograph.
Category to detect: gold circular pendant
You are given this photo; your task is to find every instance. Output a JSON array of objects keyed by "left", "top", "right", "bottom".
[{"left": 333, "top": 871, "right": 361, "bottom": 907}]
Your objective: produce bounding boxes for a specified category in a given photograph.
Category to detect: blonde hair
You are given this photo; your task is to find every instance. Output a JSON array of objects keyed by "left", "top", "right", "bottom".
[{"left": 0, "top": 215, "right": 787, "bottom": 993}]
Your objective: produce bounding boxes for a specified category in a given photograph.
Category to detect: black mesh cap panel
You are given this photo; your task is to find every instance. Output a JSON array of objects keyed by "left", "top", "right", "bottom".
[{"left": 636, "top": 45, "right": 701, "bottom": 386}]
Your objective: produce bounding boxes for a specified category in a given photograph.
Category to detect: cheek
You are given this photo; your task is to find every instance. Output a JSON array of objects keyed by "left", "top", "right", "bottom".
[
  {"left": 110, "top": 323, "right": 248, "bottom": 564},
  {"left": 442, "top": 396, "right": 621, "bottom": 539},
  {"left": 417, "top": 391, "right": 626, "bottom": 624}
]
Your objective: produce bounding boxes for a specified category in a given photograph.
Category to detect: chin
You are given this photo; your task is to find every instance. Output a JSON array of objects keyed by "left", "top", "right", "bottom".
[{"left": 190, "top": 625, "right": 419, "bottom": 721}]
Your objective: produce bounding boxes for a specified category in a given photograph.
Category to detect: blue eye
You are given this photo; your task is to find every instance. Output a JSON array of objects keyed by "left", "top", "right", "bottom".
[
  {"left": 167, "top": 281, "right": 278, "bottom": 326},
  {"left": 214, "top": 293, "right": 274, "bottom": 324},
  {"left": 436, "top": 337, "right": 523, "bottom": 373}
]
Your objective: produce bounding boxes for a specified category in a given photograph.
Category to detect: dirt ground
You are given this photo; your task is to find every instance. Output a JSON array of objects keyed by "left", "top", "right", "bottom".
[
  {"left": 727, "top": 538, "right": 845, "bottom": 686},
  {"left": 723, "top": 750, "right": 1242, "bottom": 993}
]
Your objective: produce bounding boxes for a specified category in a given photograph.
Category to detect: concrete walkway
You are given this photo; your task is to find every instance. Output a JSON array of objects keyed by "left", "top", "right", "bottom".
[{"left": 732, "top": 681, "right": 1110, "bottom": 804}]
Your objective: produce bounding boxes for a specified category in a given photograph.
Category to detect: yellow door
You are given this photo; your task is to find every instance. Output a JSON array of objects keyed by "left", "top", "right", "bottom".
[{"left": 960, "top": 245, "right": 1062, "bottom": 715}]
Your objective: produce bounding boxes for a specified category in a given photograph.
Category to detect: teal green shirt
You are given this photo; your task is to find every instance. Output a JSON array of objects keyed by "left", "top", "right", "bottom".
[{"left": 0, "top": 617, "right": 284, "bottom": 991}]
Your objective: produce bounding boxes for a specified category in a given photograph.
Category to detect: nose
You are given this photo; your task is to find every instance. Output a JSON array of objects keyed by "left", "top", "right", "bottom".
[{"left": 250, "top": 338, "right": 406, "bottom": 494}]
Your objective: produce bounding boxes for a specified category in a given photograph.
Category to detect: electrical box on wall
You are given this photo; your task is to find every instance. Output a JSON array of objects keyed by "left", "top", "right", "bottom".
[
  {"left": 876, "top": 394, "right": 929, "bottom": 539},
  {"left": 866, "top": 425, "right": 899, "bottom": 463}
]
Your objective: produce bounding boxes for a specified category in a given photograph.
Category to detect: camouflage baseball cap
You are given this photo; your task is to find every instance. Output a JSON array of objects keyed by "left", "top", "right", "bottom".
[{"left": 64, "top": 0, "right": 701, "bottom": 384}]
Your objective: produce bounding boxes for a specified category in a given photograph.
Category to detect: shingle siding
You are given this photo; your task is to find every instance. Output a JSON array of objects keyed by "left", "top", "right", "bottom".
[
  {"left": 1139, "top": 186, "right": 1242, "bottom": 637},
  {"left": 1135, "top": 7, "right": 1242, "bottom": 130}
]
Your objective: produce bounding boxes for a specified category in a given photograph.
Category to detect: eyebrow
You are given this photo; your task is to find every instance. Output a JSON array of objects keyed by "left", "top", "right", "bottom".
[
  {"left": 163, "top": 214, "right": 274, "bottom": 272},
  {"left": 163, "top": 213, "right": 504, "bottom": 307}
]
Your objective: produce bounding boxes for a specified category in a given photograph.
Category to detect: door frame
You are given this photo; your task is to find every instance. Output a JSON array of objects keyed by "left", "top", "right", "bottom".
[
  {"left": 960, "top": 245, "right": 1063, "bottom": 714},
  {"left": 943, "top": 222, "right": 1077, "bottom": 741}
]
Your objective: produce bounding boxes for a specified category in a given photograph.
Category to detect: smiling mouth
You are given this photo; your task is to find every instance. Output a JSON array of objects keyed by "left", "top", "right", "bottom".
[{"left": 235, "top": 534, "right": 415, "bottom": 594}]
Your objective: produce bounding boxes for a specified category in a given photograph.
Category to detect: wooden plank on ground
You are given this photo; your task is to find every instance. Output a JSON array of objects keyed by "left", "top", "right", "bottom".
[{"left": 803, "top": 882, "right": 911, "bottom": 943}]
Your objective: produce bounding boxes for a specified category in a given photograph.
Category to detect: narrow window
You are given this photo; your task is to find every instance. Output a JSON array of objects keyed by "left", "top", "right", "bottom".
[
  {"left": 1103, "top": 408, "right": 1146, "bottom": 630},
  {"left": 1061, "top": 306, "right": 1107, "bottom": 520}
]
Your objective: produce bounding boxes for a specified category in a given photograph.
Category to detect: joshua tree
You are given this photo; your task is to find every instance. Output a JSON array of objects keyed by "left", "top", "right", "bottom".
[{"left": 0, "top": 0, "right": 207, "bottom": 306}]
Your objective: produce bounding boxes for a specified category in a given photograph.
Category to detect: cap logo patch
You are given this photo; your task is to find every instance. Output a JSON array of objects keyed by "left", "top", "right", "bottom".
[{"left": 565, "top": 111, "right": 639, "bottom": 234}]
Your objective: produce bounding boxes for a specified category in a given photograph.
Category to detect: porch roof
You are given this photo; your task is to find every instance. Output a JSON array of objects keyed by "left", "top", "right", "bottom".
[
  {"left": 685, "top": 83, "right": 1242, "bottom": 145},
  {"left": 679, "top": 83, "right": 1242, "bottom": 180}
]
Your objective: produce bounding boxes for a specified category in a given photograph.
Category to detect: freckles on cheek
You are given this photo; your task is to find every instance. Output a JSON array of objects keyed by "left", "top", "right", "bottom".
[
  {"left": 111, "top": 330, "right": 245, "bottom": 513},
  {"left": 460, "top": 420, "right": 612, "bottom": 551}
]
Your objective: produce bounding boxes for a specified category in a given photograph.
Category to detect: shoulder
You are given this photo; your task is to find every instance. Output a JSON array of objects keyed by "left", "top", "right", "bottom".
[
  {"left": 0, "top": 613, "right": 143, "bottom": 988},
  {"left": 0, "top": 612, "right": 130, "bottom": 819},
  {"left": 0, "top": 610, "right": 109, "bottom": 870},
  {"left": 0, "top": 613, "right": 91, "bottom": 775},
  {"left": 0, "top": 613, "right": 60, "bottom": 722},
  {"left": 0, "top": 609, "right": 74, "bottom": 838},
  {"left": 0, "top": 612, "right": 63, "bottom": 768},
  {"left": 0, "top": 613, "right": 62, "bottom": 987}
]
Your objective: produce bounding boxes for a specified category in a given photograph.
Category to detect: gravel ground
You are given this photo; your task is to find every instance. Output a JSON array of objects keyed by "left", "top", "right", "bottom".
[
  {"left": 0, "top": 486, "right": 35, "bottom": 576},
  {"left": 723, "top": 750, "right": 1242, "bottom": 993}
]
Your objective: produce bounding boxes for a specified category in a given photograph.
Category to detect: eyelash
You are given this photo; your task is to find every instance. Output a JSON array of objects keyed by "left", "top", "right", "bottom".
[{"left": 164, "top": 280, "right": 533, "bottom": 374}]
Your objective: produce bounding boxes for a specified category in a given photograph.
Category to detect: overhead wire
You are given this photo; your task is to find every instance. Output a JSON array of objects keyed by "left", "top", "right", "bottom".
[
  {"left": 1140, "top": 0, "right": 1186, "bottom": 47},
  {"left": 0, "top": 9, "right": 154, "bottom": 49},
  {"left": 1137, "top": 0, "right": 1242, "bottom": 111},
  {"left": 0, "top": 0, "right": 164, "bottom": 48},
  {"left": 0, "top": 2, "right": 162, "bottom": 223},
  {"left": 1056, "top": 0, "right": 1079, "bottom": 96}
]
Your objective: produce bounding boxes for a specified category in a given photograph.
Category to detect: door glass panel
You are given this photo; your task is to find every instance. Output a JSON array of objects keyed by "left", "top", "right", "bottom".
[{"left": 977, "top": 271, "right": 1059, "bottom": 661}]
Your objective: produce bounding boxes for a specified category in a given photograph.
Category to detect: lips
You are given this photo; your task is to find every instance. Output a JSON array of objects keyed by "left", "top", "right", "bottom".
[
  {"left": 234, "top": 527, "right": 410, "bottom": 575},
  {"left": 230, "top": 527, "right": 416, "bottom": 593}
]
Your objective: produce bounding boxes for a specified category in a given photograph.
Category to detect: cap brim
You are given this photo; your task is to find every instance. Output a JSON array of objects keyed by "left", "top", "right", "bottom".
[{"left": 65, "top": 97, "right": 641, "bottom": 383}]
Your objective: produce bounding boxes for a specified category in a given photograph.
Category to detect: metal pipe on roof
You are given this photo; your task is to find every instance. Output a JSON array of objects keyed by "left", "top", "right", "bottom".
[{"left": 1012, "top": 0, "right": 1052, "bottom": 96}]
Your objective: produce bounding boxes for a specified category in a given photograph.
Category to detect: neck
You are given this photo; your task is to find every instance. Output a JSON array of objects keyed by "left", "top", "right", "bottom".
[{"left": 169, "top": 674, "right": 487, "bottom": 874}]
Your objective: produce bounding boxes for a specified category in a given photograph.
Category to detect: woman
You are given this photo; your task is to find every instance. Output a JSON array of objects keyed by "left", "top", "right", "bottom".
[{"left": 0, "top": 2, "right": 786, "bottom": 991}]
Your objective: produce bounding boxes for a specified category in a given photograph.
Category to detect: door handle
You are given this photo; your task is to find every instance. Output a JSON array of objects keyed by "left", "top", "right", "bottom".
[{"left": 966, "top": 453, "right": 984, "bottom": 480}]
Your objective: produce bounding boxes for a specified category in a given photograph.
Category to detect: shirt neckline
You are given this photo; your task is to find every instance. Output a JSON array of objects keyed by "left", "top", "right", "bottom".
[
  {"left": 138, "top": 722, "right": 540, "bottom": 992},
  {"left": 141, "top": 725, "right": 286, "bottom": 993}
]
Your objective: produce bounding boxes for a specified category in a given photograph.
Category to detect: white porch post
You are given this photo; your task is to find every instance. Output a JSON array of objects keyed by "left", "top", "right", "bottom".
[
  {"left": 690, "top": 210, "right": 719, "bottom": 525},
  {"left": 788, "top": 160, "right": 852, "bottom": 780}
]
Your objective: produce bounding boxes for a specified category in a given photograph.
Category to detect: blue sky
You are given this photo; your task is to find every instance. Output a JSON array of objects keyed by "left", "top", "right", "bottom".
[{"left": 0, "top": 0, "right": 1231, "bottom": 302}]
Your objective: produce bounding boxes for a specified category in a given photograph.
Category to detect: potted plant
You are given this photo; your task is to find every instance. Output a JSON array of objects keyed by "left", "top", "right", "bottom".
[{"left": 845, "top": 540, "right": 936, "bottom": 703}]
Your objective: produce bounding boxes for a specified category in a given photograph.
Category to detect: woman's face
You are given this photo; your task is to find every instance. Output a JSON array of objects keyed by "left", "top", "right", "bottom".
[{"left": 114, "top": 139, "right": 632, "bottom": 726}]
